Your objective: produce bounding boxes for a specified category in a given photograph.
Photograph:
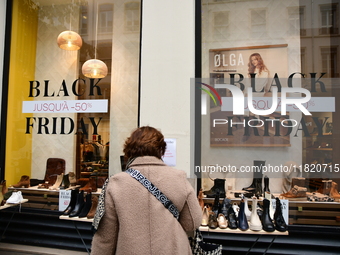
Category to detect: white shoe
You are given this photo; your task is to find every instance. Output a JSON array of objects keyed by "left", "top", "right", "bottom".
[
  {"left": 243, "top": 197, "right": 252, "bottom": 221},
  {"left": 249, "top": 196, "right": 262, "bottom": 231},
  {"left": 6, "top": 191, "right": 23, "bottom": 204}
]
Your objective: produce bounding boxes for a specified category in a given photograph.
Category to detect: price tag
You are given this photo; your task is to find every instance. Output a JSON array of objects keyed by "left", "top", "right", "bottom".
[{"left": 59, "top": 190, "right": 71, "bottom": 211}]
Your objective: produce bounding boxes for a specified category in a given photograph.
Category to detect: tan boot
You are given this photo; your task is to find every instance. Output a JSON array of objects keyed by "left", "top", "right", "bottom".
[
  {"left": 281, "top": 185, "right": 307, "bottom": 198},
  {"left": 317, "top": 180, "right": 332, "bottom": 195},
  {"left": 80, "top": 176, "right": 97, "bottom": 192},
  {"left": 12, "top": 175, "right": 30, "bottom": 188},
  {"left": 330, "top": 182, "right": 340, "bottom": 199},
  {"left": 86, "top": 195, "right": 99, "bottom": 219}
]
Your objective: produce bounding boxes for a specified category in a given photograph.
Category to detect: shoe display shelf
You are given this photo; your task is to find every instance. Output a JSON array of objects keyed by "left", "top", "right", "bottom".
[
  {"left": 199, "top": 226, "right": 288, "bottom": 235},
  {"left": 202, "top": 197, "right": 288, "bottom": 235},
  {"left": 7, "top": 186, "right": 80, "bottom": 211},
  {"left": 288, "top": 200, "right": 340, "bottom": 226},
  {"left": 0, "top": 199, "right": 28, "bottom": 210},
  {"left": 59, "top": 214, "right": 93, "bottom": 222}
]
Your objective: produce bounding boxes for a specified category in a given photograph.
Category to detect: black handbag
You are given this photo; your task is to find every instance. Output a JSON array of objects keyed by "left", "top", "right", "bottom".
[{"left": 125, "top": 168, "right": 222, "bottom": 255}]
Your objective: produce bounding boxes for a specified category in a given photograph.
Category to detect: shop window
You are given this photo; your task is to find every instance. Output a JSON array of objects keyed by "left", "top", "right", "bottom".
[
  {"left": 99, "top": 4, "right": 113, "bottom": 33},
  {"left": 319, "top": 4, "right": 338, "bottom": 35},
  {"left": 250, "top": 9, "right": 266, "bottom": 38},
  {"left": 200, "top": 0, "right": 340, "bottom": 230},
  {"left": 124, "top": 2, "right": 140, "bottom": 32},
  {"left": 213, "top": 11, "right": 229, "bottom": 40},
  {"left": 2, "top": 0, "right": 141, "bottom": 200}
]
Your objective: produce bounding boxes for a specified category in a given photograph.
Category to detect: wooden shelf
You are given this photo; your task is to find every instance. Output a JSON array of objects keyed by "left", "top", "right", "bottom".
[{"left": 199, "top": 226, "right": 288, "bottom": 235}]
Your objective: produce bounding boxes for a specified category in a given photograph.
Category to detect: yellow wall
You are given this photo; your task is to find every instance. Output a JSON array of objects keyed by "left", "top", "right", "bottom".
[{"left": 5, "top": 0, "right": 38, "bottom": 186}]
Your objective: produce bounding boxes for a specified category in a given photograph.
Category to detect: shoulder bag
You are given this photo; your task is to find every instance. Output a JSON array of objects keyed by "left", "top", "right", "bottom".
[{"left": 125, "top": 168, "right": 222, "bottom": 255}]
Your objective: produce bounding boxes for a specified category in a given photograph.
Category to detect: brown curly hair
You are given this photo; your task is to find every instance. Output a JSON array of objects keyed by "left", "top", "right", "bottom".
[{"left": 123, "top": 126, "right": 167, "bottom": 162}]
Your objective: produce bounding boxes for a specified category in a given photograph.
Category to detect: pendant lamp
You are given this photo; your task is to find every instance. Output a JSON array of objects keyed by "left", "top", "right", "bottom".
[
  {"left": 82, "top": 3, "right": 108, "bottom": 78},
  {"left": 82, "top": 59, "right": 108, "bottom": 78},
  {"left": 57, "top": 1, "right": 82, "bottom": 51},
  {"left": 57, "top": 30, "right": 82, "bottom": 50}
]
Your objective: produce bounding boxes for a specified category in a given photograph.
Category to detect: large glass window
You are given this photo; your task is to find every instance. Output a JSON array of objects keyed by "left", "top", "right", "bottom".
[
  {"left": 3, "top": 0, "right": 141, "bottom": 194},
  {"left": 199, "top": 0, "right": 340, "bottom": 228}
]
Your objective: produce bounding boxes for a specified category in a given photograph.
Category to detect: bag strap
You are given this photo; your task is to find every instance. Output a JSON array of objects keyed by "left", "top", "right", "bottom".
[{"left": 125, "top": 168, "right": 180, "bottom": 220}]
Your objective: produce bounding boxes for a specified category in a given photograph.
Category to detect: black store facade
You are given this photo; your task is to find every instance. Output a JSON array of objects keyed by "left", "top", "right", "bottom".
[{"left": 1, "top": 0, "right": 340, "bottom": 254}]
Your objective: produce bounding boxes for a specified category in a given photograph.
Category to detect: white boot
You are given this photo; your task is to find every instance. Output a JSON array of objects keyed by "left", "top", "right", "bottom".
[
  {"left": 243, "top": 197, "right": 252, "bottom": 221},
  {"left": 265, "top": 192, "right": 274, "bottom": 220},
  {"left": 249, "top": 196, "right": 262, "bottom": 231}
]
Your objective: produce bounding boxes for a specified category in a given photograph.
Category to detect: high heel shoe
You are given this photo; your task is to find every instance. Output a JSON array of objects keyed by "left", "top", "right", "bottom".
[{"left": 12, "top": 175, "right": 30, "bottom": 188}]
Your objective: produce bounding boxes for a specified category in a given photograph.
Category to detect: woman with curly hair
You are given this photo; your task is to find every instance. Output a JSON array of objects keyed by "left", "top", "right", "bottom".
[
  {"left": 91, "top": 126, "right": 202, "bottom": 255},
  {"left": 248, "top": 53, "right": 271, "bottom": 95}
]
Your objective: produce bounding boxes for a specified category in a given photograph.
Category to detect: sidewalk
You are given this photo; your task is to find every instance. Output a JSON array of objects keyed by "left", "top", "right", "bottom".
[{"left": 0, "top": 243, "right": 89, "bottom": 255}]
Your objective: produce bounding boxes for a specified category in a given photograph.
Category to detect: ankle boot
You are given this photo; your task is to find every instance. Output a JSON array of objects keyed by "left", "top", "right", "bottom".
[
  {"left": 204, "top": 179, "right": 226, "bottom": 198},
  {"left": 68, "top": 172, "right": 77, "bottom": 186},
  {"left": 59, "top": 174, "right": 70, "bottom": 189},
  {"left": 238, "top": 200, "right": 249, "bottom": 231},
  {"left": 243, "top": 160, "right": 264, "bottom": 194},
  {"left": 274, "top": 198, "right": 287, "bottom": 232},
  {"left": 212, "top": 190, "right": 221, "bottom": 216},
  {"left": 80, "top": 176, "right": 97, "bottom": 192},
  {"left": 281, "top": 185, "right": 307, "bottom": 198},
  {"left": 2, "top": 180, "right": 8, "bottom": 195},
  {"left": 78, "top": 192, "right": 92, "bottom": 218},
  {"left": 201, "top": 205, "right": 210, "bottom": 226},
  {"left": 49, "top": 173, "right": 64, "bottom": 190},
  {"left": 227, "top": 206, "right": 238, "bottom": 229},
  {"left": 12, "top": 175, "right": 30, "bottom": 188},
  {"left": 220, "top": 198, "right": 231, "bottom": 218},
  {"left": 243, "top": 196, "right": 252, "bottom": 221},
  {"left": 264, "top": 192, "right": 274, "bottom": 220},
  {"left": 198, "top": 188, "right": 205, "bottom": 210},
  {"left": 63, "top": 189, "right": 79, "bottom": 215},
  {"left": 87, "top": 195, "right": 98, "bottom": 219},
  {"left": 249, "top": 196, "right": 262, "bottom": 231},
  {"left": 69, "top": 190, "right": 85, "bottom": 217},
  {"left": 263, "top": 175, "right": 270, "bottom": 193},
  {"left": 317, "top": 180, "right": 332, "bottom": 195},
  {"left": 261, "top": 198, "right": 275, "bottom": 232},
  {"left": 330, "top": 182, "right": 340, "bottom": 199}
]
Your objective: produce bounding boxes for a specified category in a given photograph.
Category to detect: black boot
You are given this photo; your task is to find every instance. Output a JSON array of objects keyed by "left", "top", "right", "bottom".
[
  {"left": 221, "top": 198, "right": 231, "bottom": 218},
  {"left": 263, "top": 175, "right": 270, "bottom": 193},
  {"left": 261, "top": 198, "right": 275, "bottom": 232},
  {"left": 63, "top": 188, "right": 79, "bottom": 215},
  {"left": 78, "top": 192, "right": 93, "bottom": 218},
  {"left": 242, "top": 160, "right": 264, "bottom": 194},
  {"left": 212, "top": 190, "right": 221, "bottom": 215},
  {"left": 227, "top": 206, "right": 238, "bottom": 229},
  {"left": 274, "top": 198, "right": 287, "bottom": 232},
  {"left": 69, "top": 190, "right": 85, "bottom": 217},
  {"left": 204, "top": 179, "right": 226, "bottom": 198},
  {"left": 238, "top": 199, "right": 249, "bottom": 231}
]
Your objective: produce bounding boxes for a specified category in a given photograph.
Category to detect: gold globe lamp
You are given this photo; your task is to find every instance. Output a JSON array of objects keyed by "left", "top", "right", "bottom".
[
  {"left": 57, "top": 30, "right": 82, "bottom": 51},
  {"left": 82, "top": 59, "right": 108, "bottom": 78}
]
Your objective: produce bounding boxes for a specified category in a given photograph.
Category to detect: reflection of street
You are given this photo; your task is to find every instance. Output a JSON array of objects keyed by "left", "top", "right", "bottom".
[{"left": 210, "top": 110, "right": 290, "bottom": 147}]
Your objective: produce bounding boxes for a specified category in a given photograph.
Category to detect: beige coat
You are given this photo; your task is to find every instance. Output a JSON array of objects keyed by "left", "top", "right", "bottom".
[{"left": 91, "top": 156, "right": 202, "bottom": 255}]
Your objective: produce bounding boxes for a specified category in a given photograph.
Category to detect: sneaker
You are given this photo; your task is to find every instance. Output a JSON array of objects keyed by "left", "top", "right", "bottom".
[{"left": 6, "top": 191, "right": 23, "bottom": 204}]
